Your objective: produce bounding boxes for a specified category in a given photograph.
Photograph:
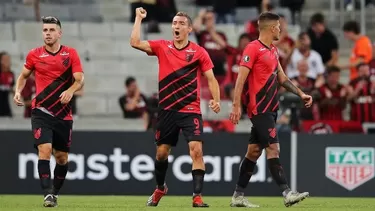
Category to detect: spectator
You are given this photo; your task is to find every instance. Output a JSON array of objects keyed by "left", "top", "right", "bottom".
[
  {"left": 279, "top": 0, "right": 305, "bottom": 25},
  {"left": 287, "top": 32, "right": 325, "bottom": 87},
  {"left": 0, "top": 52, "right": 15, "bottom": 117},
  {"left": 193, "top": 9, "right": 227, "bottom": 77},
  {"left": 273, "top": 14, "right": 295, "bottom": 70},
  {"left": 347, "top": 63, "right": 375, "bottom": 122},
  {"left": 118, "top": 77, "right": 149, "bottom": 129},
  {"left": 244, "top": 0, "right": 274, "bottom": 41},
  {"left": 342, "top": 21, "right": 373, "bottom": 80},
  {"left": 307, "top": 13, "right": 339, "bottom": 66},
  {"left": 316, "top": 66, "right": 346, "bottom": 120},
  {"left": 21, "top": 73, "right": 35, "bottom": 118},
  {"left": 212, "top": 0, "right": 236, "bottom": 24},
  {"left": 208, "top": 32, "right": 251, "bottom": 100},
  {"left": 290, "top": 60, "right": 316, "bottom": 120}
]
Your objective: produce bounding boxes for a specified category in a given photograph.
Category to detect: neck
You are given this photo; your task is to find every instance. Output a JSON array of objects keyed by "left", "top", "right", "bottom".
[
  {"left": 173, "top": 39, "right": 189, "bottom": 49},
  {"left": 353, "top": 34, "right": 362, "bottom": 41},
  {"left": 45, "top": 42, "right": 61, "bottom": 53},
  {"left": 328, "top": 83, "right": 337, "bottom": 89},
  {"left": 299, "top": 48, "right": 309, "bottom": 55},
  {"left": 298, "top": 75, "right": 307, "bottom": 80},
  {"left": 258, "top": 34, "right": 274, "bottom": 48}
]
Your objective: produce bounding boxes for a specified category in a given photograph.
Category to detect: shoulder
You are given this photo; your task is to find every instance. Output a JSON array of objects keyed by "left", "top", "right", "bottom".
[
  {"left": 27, "top": 46, "right": 43, "bottom": 56},
  {"left": 244, "top": 40, "right": 260, "bottom": 51},
  {"left": 62, "top": 45, "right": 79, "bottom": 54}
]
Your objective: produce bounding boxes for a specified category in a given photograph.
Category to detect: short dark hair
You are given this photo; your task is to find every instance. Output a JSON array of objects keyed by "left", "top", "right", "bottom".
[
  {"left": 310, "top": 13, "right": 325, "bottom": 25},
  {"left": 258, "top": 12, "right": 280, "bottom": 30},
  {"left": 125, "top": 77, "right": 136, "bottom": 87},
  {"left": 42, "top": 16, "right": 62, "bottom": 28},
  {"left": 343, "top": 21, "right": 360, "bottom": 34},
  {"left": 326, "top": 65, "right": 340, "bottom": 74},
  {"left": 356, "top": 62, "right": 368, "bottom": 70},
  {"left": 238, "top": 33, "right": 251, "bottom": 41},
  {"left": 298, "top": 32, "right": 309, "bottom": 40},
  {"left": 175, "top": 11, "right": 193, "bottom": 26}
]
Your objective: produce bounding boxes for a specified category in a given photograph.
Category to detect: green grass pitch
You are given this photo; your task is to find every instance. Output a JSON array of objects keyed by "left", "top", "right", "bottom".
[{"left": 1, "top": 195, "right": 375, "bottom": 211}]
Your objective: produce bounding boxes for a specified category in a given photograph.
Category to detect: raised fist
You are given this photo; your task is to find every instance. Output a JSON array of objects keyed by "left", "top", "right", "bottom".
[{"left": 136, "top": 7, "right": 147, "bottom": 19}]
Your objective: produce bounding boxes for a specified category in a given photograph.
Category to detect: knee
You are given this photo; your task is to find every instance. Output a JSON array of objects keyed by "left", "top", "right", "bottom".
[
  {"left": 54, "top": 151, "right": 69, "bottom": 165},
  {"left": 266, "top": 144, "right": 280, "bottom": 159},
  {"left": 189, "top": 143, "right": 203, "bottom": 161},
  {"left": 246, "top": 145, "right": 262, "bottom": 161},
  {"left": 156, "top": 145, "right": 170, "bottom": 161},
  {"left": 38, "top": 144, "right": 52, "bottom": 160}
]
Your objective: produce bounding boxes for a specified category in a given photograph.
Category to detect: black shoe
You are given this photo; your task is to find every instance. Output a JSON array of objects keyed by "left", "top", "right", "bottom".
[{"left": 43, "top": 194, "right": 58, "bottom": 207}]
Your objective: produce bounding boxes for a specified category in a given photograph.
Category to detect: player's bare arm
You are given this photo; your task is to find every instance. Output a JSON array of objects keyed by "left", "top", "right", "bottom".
[
  {"left": 14, "top": 67, "right": 33, "bottom": 106},
  {"left": 130, "top": 7, "right": 153, "bottom": 54},
  {"left": 277, "top": 62, "right": 313, "bottom": 108},
  {"left": 60, "top": 72, "right": 84, "bottom": 104},
  {"left": 203, "top": 69, "right": 221, "bottom": 113},
  {"left": 229, "top": 66, "right": 250, "bottom": 124}
]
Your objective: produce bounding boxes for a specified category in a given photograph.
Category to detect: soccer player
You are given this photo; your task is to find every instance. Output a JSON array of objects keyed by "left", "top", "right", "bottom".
[
  {"left": 229, "top": 12, "right": 312, "bottom": 208},
  {"left": 130, "top": 8, "right": 221, "bottom": 207},
  {"left": 13, "top": 16, "right": 84, "bottom": 207}
]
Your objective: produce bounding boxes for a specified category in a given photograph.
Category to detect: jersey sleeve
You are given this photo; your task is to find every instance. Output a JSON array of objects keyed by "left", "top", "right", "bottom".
[
  {"left": 356, "top": 38, "right": 371, "bottom": 58},
  {"left": 70, "top": 48, "right": 83, "bottom": 74},
  {"left": 239, "top": 44, "right": 258, "bottom": 70},
  {"left": 147, "top": 40, "right": 163, "bottom": 56},
  {"left": 199, "top": 48, "right": 214, "bottom": 72},
  {"left": 24, "top": 50, "right": 36, "bottom": 71}
]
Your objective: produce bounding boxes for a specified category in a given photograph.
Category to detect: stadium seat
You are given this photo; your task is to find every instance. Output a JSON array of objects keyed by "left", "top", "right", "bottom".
[
  {"left": 83, "top": 74, "right": 125, "bottom": 94},
  {"left": 4, "top": 4, "right": 35, "bottom": 21},
  {"left": 111, "top": 23, "right": 134, "bottom": 38},
  {"left": 68, "top": 4, "right": 102, "bottom": 22},
  {"left": 60, "top": 37, "right": 88, "bottom": 58},
  {"left": 76, "top": 95, "right": 108, "bottom": 115},
  {"left": 57, "top": 22, "right": 80, "bottom": 38},
  {"left": 19, "top": 40, "right": 42, "bottom": 57},
  {"left": 85, "top": 60, "right": 127, "bottom": 75},
  {"left": 0, "top": 23, "right": 13, "bottom": 40},
  {"left": 0, "top": 40, "right": 20, "bottom": 58},
  {"left": 86, "top": 39, "right": 123, "bottom": 60},
  {"left": 106, "top": 94, "right": 123, "bottom": 115},
  {"left": 39, "top": 4, "right": 71, "bottom": 21},
  {"left": 98, "top": 3, "right": 129, "bottom": 21},
  {"left": 235, "top": 7, "right": 258, "bottom": 24},
  {"left": 14, "top": 22, "right": 42, "bottom": 41},
  {"left": 274, "top": 7, "right": 292, "bottom": 23},
  {"left": 80, "top": 23, "right": 112, "bottom": 38}
]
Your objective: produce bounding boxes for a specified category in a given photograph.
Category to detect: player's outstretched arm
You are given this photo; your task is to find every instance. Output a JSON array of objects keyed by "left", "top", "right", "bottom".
[
  {"left": 14, "top": 67, "right": 32, "bottom": 106},
  {"left": 203, "top": 69, "right": 220, "bottom": 113},
  {"left": 130, "top": 7, "right": 153, "bottom": 54},
  {"left": 277, "top": 62, "right": 313, "bottom": 108}
]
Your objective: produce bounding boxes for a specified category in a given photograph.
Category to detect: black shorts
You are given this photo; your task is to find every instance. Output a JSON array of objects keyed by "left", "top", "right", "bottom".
[
  {"left": 249, "top": 112, "right": 279, "bottom": 148},
  {"left": 31, "top": 109, "right": 73, "bottom": 152},
  {"left": 154, "top": 110, "right": 203, "bottom": 146}
]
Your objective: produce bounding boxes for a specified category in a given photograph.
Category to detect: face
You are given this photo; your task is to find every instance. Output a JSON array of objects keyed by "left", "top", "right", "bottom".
[
  {"left": 203, "top": 12, "right": 215, "bottom": 30},
  {"left": 311, "top": 23, "right": 325, "bottom": 34},
  {"left": 0, "top": 54, "right": 11, "bottom": 70},
  {"left": 42, "top": 23, "right": 61, "bottom": 46},
  {"left": 126, "top": 81, "right": 137, "bottom": 94},
  {"left": 327, "top": 71, "right": 340, "bottom": 84},
  {"left": 271, "top": 20, "right": 281, "bottom": 41},
  {"left": 238, "top": 37, "right": 251, "bottom": 50},
  {"left": 299, "top": 34, "right": 311, "bottom": 49},
  {"left": 172, "top": 16, "right": 192, "bottom": 42},
  {"left": 343, "top": 31, "right": 355, "bottom": 41},
  {"left": 297, "top": 60, "right": 308, "bottom": 76},
  {"left": 358, "top": 65, "right": 370, "bottom": 77}
]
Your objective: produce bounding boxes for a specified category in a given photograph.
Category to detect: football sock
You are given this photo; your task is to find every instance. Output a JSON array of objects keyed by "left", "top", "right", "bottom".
[
  {"left": 38, "top": 160, "right": 51, "bottom": 195},
  {"left": 192, "top": 169, "right": 205, "bottom": 196},
  {"left": 53, "top": 163, "right": 69, "bottom": 195},
  {"left": 154, "top": 159, "right": 168, "bottom": 190},
  {"left": 235, "top": 157, "right": 256, "bottom": 194},
  {"left": 267, "top": 158, "right": 290, "bottom": 195}
]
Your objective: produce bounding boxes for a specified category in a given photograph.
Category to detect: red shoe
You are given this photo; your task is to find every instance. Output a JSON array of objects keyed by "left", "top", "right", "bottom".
[
  {"left": 146, "top": 184, "right": 168, "bottom": 206},
  {"left": 192, "top": 194, "right": 209, "bottom": 207}
]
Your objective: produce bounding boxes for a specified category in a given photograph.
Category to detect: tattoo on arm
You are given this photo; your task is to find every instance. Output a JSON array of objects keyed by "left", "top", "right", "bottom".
[{"left": 282, "top": 79, "right": 301, "bottom": 96}]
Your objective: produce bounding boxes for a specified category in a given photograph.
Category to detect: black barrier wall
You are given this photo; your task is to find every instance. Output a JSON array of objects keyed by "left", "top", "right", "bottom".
[
  {"left": 297, "top": 134, "right": 375, "bottom": 197},
  {"left": 0, "top": 131, "right": 291, "bottom": 196}
]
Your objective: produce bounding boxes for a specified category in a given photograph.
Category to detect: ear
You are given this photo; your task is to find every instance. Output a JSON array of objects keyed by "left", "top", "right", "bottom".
[{"left": 188, "top": 26, "right": 193, "bottom": 34}]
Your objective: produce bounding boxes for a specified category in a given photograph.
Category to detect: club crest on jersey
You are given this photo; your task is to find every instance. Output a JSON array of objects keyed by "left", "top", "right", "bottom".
[
  {"left": 243, "top": 55, "right": 250, "bottom": 63},
  {"left": 186, "top": 53, "right": 194, "bottom": 62},
  {"left": 62, "top": 57, "right": 70, "bottom": 67}
]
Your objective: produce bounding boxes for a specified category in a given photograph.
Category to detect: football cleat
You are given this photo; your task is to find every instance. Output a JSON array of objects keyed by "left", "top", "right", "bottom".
[{"left": 146, "top": 184, "right": 168, "bottom": 207}]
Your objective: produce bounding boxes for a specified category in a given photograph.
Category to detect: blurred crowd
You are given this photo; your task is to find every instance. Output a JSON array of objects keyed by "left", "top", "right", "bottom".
[{"left": 1, "top": 0, "right": 375, "bottom": 133}]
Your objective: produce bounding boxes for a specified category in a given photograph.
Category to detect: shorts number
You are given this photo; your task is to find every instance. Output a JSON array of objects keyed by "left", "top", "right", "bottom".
[{"left": 193, "top": 118, "right": 200, "bottom": 129}]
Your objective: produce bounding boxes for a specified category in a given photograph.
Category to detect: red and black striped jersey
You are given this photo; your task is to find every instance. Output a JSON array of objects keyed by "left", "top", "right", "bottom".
[
  {"left": 147, "top": 40, "right": 214, "bottom": 114},
  {"left": 349, "top": 77, "right": 375, "bottom": 122},
  {"left": 24, "top": 45, "right": 83, "bottom": 120},
  {"left": 240, "top": 40, "right": 280, "bottom": 117},
  {"left": 318, "top": 83, "right": 345, "bottom": 120}
]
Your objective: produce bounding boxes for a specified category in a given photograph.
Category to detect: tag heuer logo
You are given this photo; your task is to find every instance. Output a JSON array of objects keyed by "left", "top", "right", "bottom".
[{"left": 325, "top": 147, "right": 375, "bottom": 191}]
